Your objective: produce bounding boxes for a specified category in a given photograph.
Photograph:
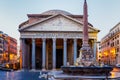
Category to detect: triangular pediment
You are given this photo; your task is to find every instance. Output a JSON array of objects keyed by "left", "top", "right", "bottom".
[{"left": 19, "top": 14, "right": 99, "bottom": 32}]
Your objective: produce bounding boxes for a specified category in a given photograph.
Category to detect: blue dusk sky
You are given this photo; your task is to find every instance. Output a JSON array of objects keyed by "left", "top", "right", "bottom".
[{"left": 0, "top": 0, "right": 120, "bottom": 45}]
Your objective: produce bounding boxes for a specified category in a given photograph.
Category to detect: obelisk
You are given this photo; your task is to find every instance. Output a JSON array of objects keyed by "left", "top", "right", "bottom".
[
  {"left": 80, "top": 0, "right": 94, "bottom": 66},
  {"left": 83, "top": 0, "right": 89, "bottom": 46}
]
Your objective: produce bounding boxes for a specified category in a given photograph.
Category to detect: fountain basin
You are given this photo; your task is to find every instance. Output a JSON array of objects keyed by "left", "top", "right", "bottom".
[{"left": 61, "top": 66, "right": 113, "bottom": 76}]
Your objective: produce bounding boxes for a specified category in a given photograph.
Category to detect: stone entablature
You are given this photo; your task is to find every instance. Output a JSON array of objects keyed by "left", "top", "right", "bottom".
[{"left": 20, "top": 32, "right": 97, "bottom": 39}]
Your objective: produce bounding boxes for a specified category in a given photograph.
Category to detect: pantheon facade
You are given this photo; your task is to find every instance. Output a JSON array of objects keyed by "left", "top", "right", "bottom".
[{"left": 19, "top": 10, "right": 99, "bottom": 70}]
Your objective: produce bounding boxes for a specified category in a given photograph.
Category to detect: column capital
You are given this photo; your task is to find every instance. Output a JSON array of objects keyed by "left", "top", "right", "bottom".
[
  {"left": 42, "top": 38, "right": 46, "bottom": 42},
  {"left": 63, "top": 38, "right": 67, "bottom": 42},
  {"left": 20, "top": 38, "right": 25, "bottom": 41},
  {"left": 32, "top": 38, "right": 35, "bottom": 42},
  {"left": 74, "top": 38, "right": 77, "bottom": 41},
  {"left": 52, "top": 38, "right": 56, "bottom": 42},
  {"left": 94, "top": 39, "right": 97, "bottom": 41},
  {"left": 21, "top": 38, "right": 26, "bottom": 46},
  {"left": 90, "top": 39, "right": 95, "bottom": 43}
]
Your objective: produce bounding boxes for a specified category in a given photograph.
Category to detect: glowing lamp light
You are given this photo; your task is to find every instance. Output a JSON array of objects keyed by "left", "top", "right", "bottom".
[
  {"left": 6, "top": 64, "right": 9, "bottom": 68},
  {"left": 110, "top": 48, "right": 115, "bottom": 53},
  {"left": 104, "top": 52, "right": 108, "bottom": 56}
]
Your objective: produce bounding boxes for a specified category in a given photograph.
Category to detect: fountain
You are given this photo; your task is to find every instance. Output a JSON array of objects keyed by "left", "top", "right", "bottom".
[{"left": 61, "top": 0, "right": 113, "bottom": 76}]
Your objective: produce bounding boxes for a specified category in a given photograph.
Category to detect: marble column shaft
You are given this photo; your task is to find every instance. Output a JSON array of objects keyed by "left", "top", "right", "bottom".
[
  {"left": 42, "top": 38, "right": 46, "bottom": 69},
  {"left": 74, "top": 39, "right": 77, "bottom": 65},
  {"left": 27, "top": 44, "right": 30, "bottom": 69},
  {"left": 52, "top": 38, "right": 56, "bottom": 69},
  {"left": 93, "top": 39, "right": 97, "bottom": 60},
  {"left": 21, "top": 39, "right": 26, "bottom": 69},
  {"left": 63, "top": 38, "right": 67, "bottom": 66},
  {"left": 32, "top": 38, "right": 36, "bottom": 69}
]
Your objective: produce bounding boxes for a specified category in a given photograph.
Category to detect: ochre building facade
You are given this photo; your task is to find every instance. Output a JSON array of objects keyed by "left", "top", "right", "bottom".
[
  {"left": 100, "top": 22, "right": 120, "bottom": 65},
  {"left": 0, "top": 31, "right": 17, "bottom": 65}
]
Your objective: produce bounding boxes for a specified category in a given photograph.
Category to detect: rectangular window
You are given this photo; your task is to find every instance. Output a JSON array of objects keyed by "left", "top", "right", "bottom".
[
  {"left": 117, "top": 35, "right": 119, "bottom": 38},
  {"left": 117, "top": 40, "right": 119, "bottom": 44},
  {"left": 111, "top": 43, "right": 112, "bottom": 47},
  {"left": 117, "top": 48, "right": 119, "bottom": 52},
  {"left": 0, "top": 50, "right": 3, "bottom": 54},
  {"left": 113, "top": 42, "right": 114, "bottom": 46}
]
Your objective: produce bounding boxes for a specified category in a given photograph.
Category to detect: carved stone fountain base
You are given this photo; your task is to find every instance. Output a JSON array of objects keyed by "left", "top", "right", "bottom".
[{"left": 61, "top": 66, "right": 113, "bottom": 76}]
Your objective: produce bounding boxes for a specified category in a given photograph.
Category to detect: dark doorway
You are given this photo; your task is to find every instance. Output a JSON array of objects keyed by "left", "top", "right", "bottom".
[
  {"left": 77, "top": 45, "right": 81, "bottom": 57},
  {"left": 56, "top": 49, "right": 63, "bottom": 68},
  {"left": 36, "top": 46, "right": 42, "bottom": 69}
]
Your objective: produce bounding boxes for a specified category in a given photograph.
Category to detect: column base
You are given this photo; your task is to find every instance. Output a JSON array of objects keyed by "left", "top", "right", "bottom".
[
  {"left": 31, "top": 69, "right": 36, "bottom": 71},
  {"left": 42, "top": 68, "right": 46, "bottom": 71},
  {"left": 20, "top": 69, "right": 28, "bottom": 71},
  {"left": 52, "top": 68, "right": 56, "bottom": 71}
]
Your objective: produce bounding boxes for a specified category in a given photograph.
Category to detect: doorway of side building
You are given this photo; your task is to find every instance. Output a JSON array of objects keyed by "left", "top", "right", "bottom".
[{"left": 56, "top": 49, "right": 63, "bottom": 69}]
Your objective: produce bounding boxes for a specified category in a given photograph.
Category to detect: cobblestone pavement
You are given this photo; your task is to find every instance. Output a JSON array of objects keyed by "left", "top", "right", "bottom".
[{"left": 0, "top": 70, "right": 46, "bottom": 80}]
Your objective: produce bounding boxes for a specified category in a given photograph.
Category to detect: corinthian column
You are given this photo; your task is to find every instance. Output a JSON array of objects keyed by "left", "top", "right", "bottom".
[
  {"left": 42, "top": 38, "right": 46, "bottom": 70},
  {"left": 74, "top": 38, "right": 77, "bottom": 65},
  {"left": 21, "top": 38, "right": 26, "bottom": 69},
  {"left": 52, "top": 38, "right": 56, "bottom": 70},
  {"left": 32, "top": 38, "right": 36, "bottom": 70},
  {"left": 63, "top": 38, "right": 67, "bottom": 66},
  {"left": 93, "top": 39, "right": 97, "bottom": 60}
]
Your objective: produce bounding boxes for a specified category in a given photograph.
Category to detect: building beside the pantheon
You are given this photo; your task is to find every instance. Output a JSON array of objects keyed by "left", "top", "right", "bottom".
[
  {"left": 100, "top": 22, "right": 120, "bottom": 65},
  {"left": 0, "top": 31, "right": 17, "bottom": 65},
  {"left": 19, "top": 10, "right": 99, "bottom": 70}
]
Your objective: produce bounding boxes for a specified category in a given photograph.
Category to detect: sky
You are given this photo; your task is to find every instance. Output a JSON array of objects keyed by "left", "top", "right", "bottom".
[{"left": 0, "top": 0, "right": 120, "bottom": 45}]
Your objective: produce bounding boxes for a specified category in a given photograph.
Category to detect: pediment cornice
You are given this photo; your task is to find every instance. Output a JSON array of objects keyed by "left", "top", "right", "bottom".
[{"left": 19, "top": 14, "right": 99, "bottom": 33}]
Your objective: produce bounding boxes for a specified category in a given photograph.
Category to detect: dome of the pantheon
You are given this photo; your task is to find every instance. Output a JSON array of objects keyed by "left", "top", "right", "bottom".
[{"left": 41, "top": 10, "right": 72, "bottom": 15}]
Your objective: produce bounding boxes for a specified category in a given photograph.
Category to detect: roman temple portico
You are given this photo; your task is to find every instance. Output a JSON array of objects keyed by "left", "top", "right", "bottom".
[{"left": 19, "top": 10, "right": 99, "bottom": 70}]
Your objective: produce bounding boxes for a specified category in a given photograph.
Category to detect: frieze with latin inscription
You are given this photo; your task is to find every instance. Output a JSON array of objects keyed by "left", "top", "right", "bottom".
[{"left": 20, "top": 32, "right": 97, "bottom": 39}]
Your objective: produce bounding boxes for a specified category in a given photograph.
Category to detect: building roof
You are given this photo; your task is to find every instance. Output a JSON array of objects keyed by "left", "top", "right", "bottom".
[
  {"left": 19, "top": 10, "right": 82, "bottom": 28},
  {"left": 41, "top": 10, "right": 72, "bottom": 15},
  {"left": 110, "top": 22, "right": 120, "bottom": 32},
  {"left": 19, "top": 10, "right": 96, "bottom": 30},
  {"left": 19, "top": 13, "right": 100, "bottom": 32}
]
